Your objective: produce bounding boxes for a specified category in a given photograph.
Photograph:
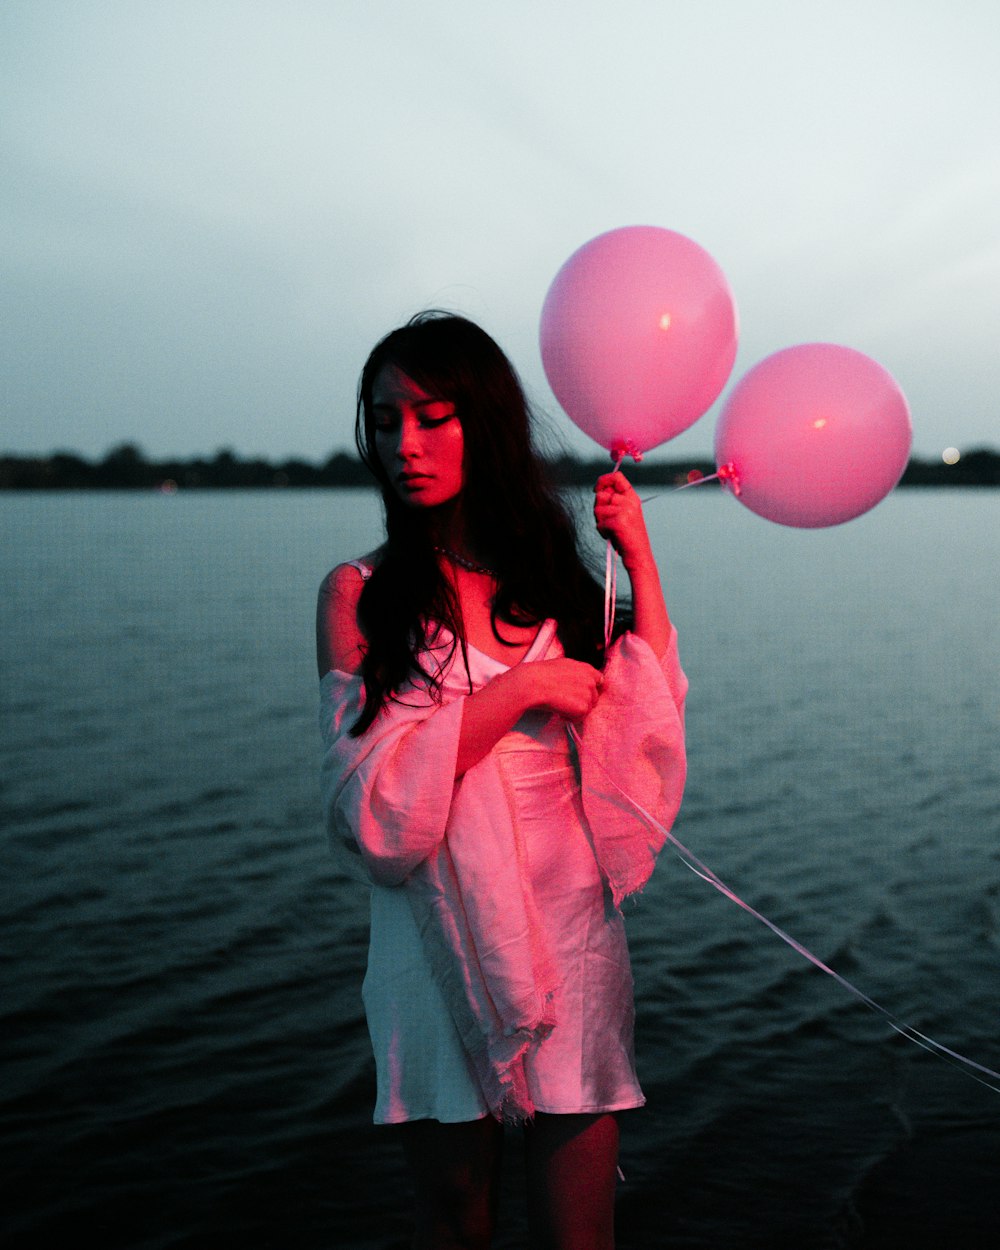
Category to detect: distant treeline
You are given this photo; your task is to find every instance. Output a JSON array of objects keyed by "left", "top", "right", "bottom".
[{"left": 2, "top": 443, "right": 999, "bottom": 490}]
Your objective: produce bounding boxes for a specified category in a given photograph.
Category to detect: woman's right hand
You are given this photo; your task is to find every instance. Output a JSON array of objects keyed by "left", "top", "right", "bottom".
[{"left": 513, "top": 657, "right": 604, "bottom": 722}]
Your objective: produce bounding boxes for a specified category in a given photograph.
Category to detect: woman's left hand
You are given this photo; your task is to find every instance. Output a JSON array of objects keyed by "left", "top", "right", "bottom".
[{"left": 593, "top": 472, "right": 654, "bottom": 571}]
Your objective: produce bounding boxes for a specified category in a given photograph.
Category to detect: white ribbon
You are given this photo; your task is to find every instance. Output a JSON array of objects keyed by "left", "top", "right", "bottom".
[
  {"left": 602, "top": 451, "right": 626, "bottom": 652},
  {"left": 569, "top": 724, "right": 1000, "bottom": 1094}
]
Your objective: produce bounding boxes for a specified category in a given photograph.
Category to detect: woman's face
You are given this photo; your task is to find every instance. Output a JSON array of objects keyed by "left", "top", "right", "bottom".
[{"left": 372, "top": 364, "right": 465, "bottom": 509}]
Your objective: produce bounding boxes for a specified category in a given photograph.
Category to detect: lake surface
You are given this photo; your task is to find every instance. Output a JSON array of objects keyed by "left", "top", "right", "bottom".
[{"left": 2, "top": 487, "right": 998, "bottom": 1248}]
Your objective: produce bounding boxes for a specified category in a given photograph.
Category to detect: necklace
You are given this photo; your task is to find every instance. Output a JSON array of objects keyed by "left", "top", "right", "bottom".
[{"left": 433, "top": 545, "right": 497, "bottom": 577}]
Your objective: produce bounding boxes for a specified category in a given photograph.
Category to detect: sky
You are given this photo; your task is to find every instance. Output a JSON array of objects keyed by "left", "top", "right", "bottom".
[{"left": 3, "top": 0, "right": 999, "bottom": 464}]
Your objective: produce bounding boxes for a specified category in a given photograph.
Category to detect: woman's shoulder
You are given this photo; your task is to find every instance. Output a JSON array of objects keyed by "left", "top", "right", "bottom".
[
  {"left": 316, "top": 548, "right": 385, "bottom": 677},
  {"left": 318, "top": 546, "right": 386, "bottom": 599}
]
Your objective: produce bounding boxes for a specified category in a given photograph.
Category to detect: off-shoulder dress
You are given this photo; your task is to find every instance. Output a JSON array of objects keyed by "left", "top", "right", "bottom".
[{"left": 319, "top": 563, "right": 687, "bottom": 1124}]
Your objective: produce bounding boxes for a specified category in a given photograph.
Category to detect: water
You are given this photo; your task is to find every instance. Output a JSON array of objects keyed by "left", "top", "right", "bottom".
[{"left": 2, "top": 487, "right": 998, "bottom": 1248}]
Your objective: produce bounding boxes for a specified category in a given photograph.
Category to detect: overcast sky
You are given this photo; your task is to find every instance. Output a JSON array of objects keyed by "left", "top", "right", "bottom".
[{"left": 4, "top": 0, "right": 998, "bottom": 463}]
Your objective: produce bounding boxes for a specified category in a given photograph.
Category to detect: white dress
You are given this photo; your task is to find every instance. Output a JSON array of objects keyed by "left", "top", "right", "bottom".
[{"left": 319, "top": 589, "right": 688, "bottom": 1124}]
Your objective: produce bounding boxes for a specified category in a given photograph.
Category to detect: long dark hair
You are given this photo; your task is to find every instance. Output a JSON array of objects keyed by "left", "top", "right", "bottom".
[{"left": 351, "top": 311, "right": 611, "bottom": 735}]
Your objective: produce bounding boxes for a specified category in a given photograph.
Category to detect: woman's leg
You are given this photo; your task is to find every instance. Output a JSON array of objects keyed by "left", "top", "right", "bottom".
[
  {"left": 396, "top": 1115, "right": 505, "bottom": 1250},
  {"left": 523, "top": 1112, "right": 619, "bottom": 1250}
]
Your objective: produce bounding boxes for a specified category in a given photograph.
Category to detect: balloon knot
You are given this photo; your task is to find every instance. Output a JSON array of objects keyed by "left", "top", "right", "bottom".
[
  {"left": 717, "top": 461, "right": 741, "bottom": 496},
  {"left": 610, "top": 439, "right": 644, "bottom": 465}
]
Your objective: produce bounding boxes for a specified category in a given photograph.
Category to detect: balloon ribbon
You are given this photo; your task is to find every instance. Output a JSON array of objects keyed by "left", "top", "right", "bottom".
[
  {"left": 568, "top": 724, "right": 1000, "bottom": 1095},
  {"left": 674, "top": 462, "right": 742, "bottom": 495},
  {"left": 603, "top": 443, "right": 645, "bottom": 651}
]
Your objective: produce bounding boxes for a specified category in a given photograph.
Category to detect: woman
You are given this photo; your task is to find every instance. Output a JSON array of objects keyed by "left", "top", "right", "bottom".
[{"left": 317, "top": 313, "right": 687, "bottom": 1249}]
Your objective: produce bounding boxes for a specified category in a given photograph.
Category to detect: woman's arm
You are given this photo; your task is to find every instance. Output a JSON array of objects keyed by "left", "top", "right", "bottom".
[
  {"left": 317, "top": 561, "right": 603, "bottom": 776},
  {"left": 454, "top": 657, "right": 603, "bottom": 776},
  {"left": 594, "top": 471, "right": 671, "bottom": 657}
]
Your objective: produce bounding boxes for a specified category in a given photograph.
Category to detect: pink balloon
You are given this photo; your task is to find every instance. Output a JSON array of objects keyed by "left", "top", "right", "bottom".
[
  {"left": 714, "top": 344, "right": 912, "bottom": 528},
  {"left": 540, "top": 226, "right": 738, "bottom": 455}
]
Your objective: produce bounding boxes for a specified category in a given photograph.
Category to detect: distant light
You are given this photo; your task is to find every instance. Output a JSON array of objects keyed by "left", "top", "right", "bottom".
[
  {"left": 658, "top": 313, "right": 672, "bottom": 331},
  {"left": 812, "top": 417, "right": 828, "bottom": 429},
  {"left": 942, "top": 447, "right": 960, "bottom": 465}
]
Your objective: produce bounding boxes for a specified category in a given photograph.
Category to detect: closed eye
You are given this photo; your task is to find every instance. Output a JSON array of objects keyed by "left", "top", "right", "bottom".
[{"left": 372, "top": 402, "right": 457, "bottom": 432}]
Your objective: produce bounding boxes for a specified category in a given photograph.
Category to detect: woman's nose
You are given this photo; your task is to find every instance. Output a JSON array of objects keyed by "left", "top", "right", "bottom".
[{"left": 396, "top": 414, "right": 421, "bottom": 460}]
